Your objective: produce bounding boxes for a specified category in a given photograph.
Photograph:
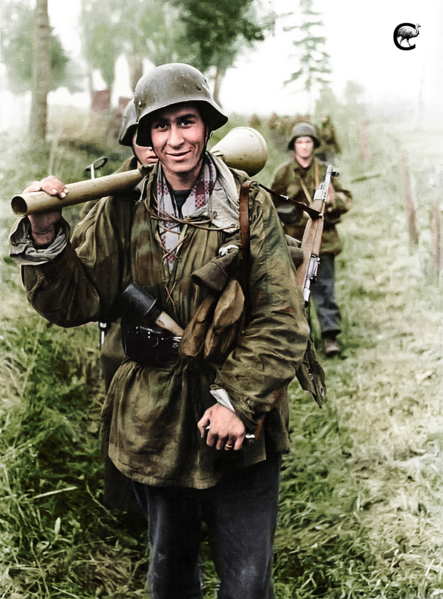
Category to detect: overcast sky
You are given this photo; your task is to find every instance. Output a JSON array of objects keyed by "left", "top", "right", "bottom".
[{"left": 42, "top": 0, "right": 443, "bottom": 115}]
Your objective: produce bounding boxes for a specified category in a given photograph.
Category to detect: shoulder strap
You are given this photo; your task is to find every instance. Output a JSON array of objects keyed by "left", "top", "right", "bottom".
[
  {"left": 239, "top": 181, "right": 252, "bottom": 329},
  {"left": 314, "top": 159, "right": 319, "bottom": 188},
  {"left": 299, "top": 160, "right": 320, "bottom": 205}
]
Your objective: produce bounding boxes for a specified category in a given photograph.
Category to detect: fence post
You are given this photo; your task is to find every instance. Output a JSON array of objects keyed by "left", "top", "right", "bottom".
[
  {"left": 432, "top": 204, "right": 442, "bottom": 275},
  {"left": 398, "top": 152, "right": 419, "bottom": 246},
  {"left": 359, "top": 119, "right": 372, "bottom": 165}
]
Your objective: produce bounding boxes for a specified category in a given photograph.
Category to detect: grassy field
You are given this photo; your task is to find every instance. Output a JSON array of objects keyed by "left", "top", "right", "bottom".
[{"left": 1, "top": 103, "right": 443, "bottom": 598}]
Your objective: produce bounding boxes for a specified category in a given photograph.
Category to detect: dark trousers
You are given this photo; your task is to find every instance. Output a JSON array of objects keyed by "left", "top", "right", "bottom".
[
  {"left": 311, "top": 253, "right": 341, "bottom": 338},
  {"left": 133, "top": 456, "right": 281, "bottom": 599}
]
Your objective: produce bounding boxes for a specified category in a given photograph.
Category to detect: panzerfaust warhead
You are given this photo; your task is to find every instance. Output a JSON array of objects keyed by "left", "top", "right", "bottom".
[
  {"left": 10, "top": 127, "right": 269, "bottom": 217},
  {"left": 296, "top": 165, "right": 339, "bottom": 304}
]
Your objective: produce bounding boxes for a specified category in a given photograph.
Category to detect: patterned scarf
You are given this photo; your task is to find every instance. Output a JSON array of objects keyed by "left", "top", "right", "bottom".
[{"left": 156, "top": 154, "right": 216, "bottom": 267}]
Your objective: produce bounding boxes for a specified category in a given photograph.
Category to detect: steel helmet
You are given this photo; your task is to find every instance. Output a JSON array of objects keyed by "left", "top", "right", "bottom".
[
  {"left": 118, "top": 99, "right": 138, "bottom": 147},
  {"left": 134, "top": 63, "right": 228, "bottom": 146},
  {"left": 287, "top": 122, "right": 320, "bottom": 151}
]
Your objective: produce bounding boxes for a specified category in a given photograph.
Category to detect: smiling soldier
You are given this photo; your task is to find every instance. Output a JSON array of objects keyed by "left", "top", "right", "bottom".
[{"left": 10, "top": 63, "right": 314, "bottom": 598}]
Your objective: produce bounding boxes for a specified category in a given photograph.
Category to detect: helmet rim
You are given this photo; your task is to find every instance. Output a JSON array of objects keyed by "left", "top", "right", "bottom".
[
  {"left": 118, "top": 99, "right": 138, "bottom": 147},
  {"left": 287, "top": 122, "right": 320, "bottom": 151}
]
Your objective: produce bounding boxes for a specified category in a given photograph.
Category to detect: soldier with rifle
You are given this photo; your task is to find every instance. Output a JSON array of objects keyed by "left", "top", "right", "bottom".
[
  {"left": 271, "top": 121, "right": 352, "bottom": 357},
  {"left": 9, "top": 63, "right": 324, "bottom": 598}
]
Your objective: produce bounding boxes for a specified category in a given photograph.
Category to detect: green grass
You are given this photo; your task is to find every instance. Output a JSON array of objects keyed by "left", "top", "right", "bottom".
[{"left": 1, "top": 103, "right": 443, "bottom": 597}]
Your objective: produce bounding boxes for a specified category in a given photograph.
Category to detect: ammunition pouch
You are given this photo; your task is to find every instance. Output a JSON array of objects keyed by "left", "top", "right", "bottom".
[
  {"left": 121, "top": 324, "right": 181, "bottom": 366},
  {"left": 203, "top": 279, "right": 245, "bottom": 363},
  {"left": 180, "top": 279, "right": 244, "bottom": 364}
]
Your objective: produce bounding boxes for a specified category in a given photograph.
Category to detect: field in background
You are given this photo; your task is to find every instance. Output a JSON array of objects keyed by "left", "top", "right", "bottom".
[{"left": 1, "top": 103, "right": 443, "bottom": 598}]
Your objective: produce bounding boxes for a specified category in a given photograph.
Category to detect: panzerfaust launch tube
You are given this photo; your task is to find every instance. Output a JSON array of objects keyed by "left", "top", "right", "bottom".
[
  {"left": 11, "top": 126, "right": 271, "bottom": 217},
  {"left": 11, "top": 169, "right": 144, "bottom": 216}
]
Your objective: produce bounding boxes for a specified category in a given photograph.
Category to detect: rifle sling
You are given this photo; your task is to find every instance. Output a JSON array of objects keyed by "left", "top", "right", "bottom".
[
  {"left": 299, "top": 160, "right": 320, "bottom": 204},
  {"left": 259, "top": 184, "right": 322, "bottom": 219},
  {"left": 239, "top": 181, "right": 252, "bottom": 329}
]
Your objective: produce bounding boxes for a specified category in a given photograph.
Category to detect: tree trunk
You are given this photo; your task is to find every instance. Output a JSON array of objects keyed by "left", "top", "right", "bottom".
[
  {"left": 31, "top": 0, "right": 51, "bottom": 141},
  {"left": 213, "top": 68, "right": 225, "bottom": 108}
]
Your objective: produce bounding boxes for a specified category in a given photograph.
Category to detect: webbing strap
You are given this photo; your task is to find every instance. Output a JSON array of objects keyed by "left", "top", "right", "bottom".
[{"left": 239, "top": 181, "right": 252, "bottom": 329}]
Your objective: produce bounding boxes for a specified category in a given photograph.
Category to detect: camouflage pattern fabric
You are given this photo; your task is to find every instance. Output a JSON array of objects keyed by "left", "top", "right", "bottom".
[
  {"left": 17, "top": 158, "right": 311, "bottom": 489},
  {"left": 318, "top": 121, "right": 341, "bottom": 156}
]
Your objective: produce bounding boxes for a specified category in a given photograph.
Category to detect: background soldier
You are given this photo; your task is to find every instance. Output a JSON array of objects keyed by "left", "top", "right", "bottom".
[
  {"left": 316, "top": 115, "right": 342, "bottom": 164},
  {"left": 10, "top": 63, "right": 314, "bottom": 598},
  {"left": 79, "top": 99, "right": 158, "bottom": 222},
  {"left": 271, "top": 121, "right": 352, "bottom": 357}
]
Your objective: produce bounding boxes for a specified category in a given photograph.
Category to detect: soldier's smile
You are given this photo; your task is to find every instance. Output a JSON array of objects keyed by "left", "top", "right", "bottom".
[{"left": 150, "top": 103, "right": 209, "bottom": 189}]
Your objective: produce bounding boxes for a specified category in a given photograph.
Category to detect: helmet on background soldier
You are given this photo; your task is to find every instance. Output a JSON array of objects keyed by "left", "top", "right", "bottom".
[
  {"left": 118, "top": 99, "right": 138, "bottom": 147},
  {"left": 134, "top": 63, "right": 228, "bottom": 147},
  {"left": 287, "top": 122, "right": 320, "bottom": 151}
]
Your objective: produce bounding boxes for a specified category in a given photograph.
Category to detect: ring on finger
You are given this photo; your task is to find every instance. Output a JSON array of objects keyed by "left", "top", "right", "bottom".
[{"left": 225, "top": 444, "right": 233, "bottom": 450}]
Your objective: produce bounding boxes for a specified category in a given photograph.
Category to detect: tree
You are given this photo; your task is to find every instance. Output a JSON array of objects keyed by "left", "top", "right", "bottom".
[
  {"left": 80, "top": 0, "right": 122, "bottom": 92},
  {"left": 31, "top": 0, "right": 51, "bottom": 140},
  {"left": 0, "top": 0, "right": 76, "bottom": 95},
  {"left": 284, "top": 0, "right": 331, "bottom": 107},
  {"left": 115, "top": 0, "right": 190, "bottom": 91},
  {"left": 78, "top": 0, "right": 273, "bottom": 102},
  {"left": 168, "top": 0, "right": 275, "bottom": 105},
  {"left": 80, "top": 0, "right": 189, "bottom": 94}
]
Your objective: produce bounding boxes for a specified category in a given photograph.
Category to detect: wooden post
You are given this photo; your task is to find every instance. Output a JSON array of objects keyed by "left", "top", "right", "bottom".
[
  {"left": 359, "top": 119, "right": 372, "bottom": 165},
  {"left": 398, "top": 152, "right": 419, "bottom": 246},
  {"left": 432, "top": 204, "right": 442, "bottom": 274},
  {"left": 91, "top": 89, "right": 111, "bottom": 112}
]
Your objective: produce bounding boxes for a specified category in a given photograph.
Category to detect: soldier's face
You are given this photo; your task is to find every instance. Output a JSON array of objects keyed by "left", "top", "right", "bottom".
[
  {"left": 293, "top": 136, "right": 314, "bottom": 162},
  {"left": 132, "top": 134, "right": 158, "bottom": 166},
  {"left": 150, "top": 103, "right": 208, "bottom": 186}
]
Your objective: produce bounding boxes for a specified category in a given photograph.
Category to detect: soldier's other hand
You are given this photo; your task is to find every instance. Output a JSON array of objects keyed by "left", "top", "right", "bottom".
[
  {"left": 25, "top": 177, "right": 66, "bottom": 246},
  {"left": 198, "top": 403, "right": 245, "bottom": 451},
  {"left": 326, "top": 183, "right": 336, "bottom": 203},
  {"left": 24, "top": 175, "right": 68, "bottom": 198},
  {"left": 326, "top": 184, "right": 336, "bottom": 211}
]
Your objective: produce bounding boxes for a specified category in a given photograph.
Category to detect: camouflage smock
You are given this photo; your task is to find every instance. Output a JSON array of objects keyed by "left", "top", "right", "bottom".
[
  {"left": 318, "top": 121, "right": 341, "bottom": 156},
  {"left": 12, "top": 161, "right": 310, "bottom": 489},
  {"left": 271, "top": 158, "right": 352, "bottom": 255}
]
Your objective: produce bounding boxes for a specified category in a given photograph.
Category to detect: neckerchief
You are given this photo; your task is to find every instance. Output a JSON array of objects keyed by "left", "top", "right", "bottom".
[{"left": 156, "top": 154, "right": 216, "bottom": 268}]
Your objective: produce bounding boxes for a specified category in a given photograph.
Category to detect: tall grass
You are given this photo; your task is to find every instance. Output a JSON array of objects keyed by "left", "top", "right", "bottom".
[
  {"left": 1, "top": 104, "right": 443, "bottom": 597},
  {"left": 271, "top": 111, "right": 443, "bottom": 597}
]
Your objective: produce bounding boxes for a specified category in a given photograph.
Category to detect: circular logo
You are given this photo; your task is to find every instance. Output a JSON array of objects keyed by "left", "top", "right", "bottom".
[{"left": 393, "top": 23, "right": 421, "bottom": 50}]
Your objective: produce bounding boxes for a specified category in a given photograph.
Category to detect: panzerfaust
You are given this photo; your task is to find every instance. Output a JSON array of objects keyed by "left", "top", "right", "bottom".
[
  {"left": 11, "top": 170, "right": 144, "bottom": 216},
  {"left": 10, "top": 127, "right": 269, "bottom": 217}
]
